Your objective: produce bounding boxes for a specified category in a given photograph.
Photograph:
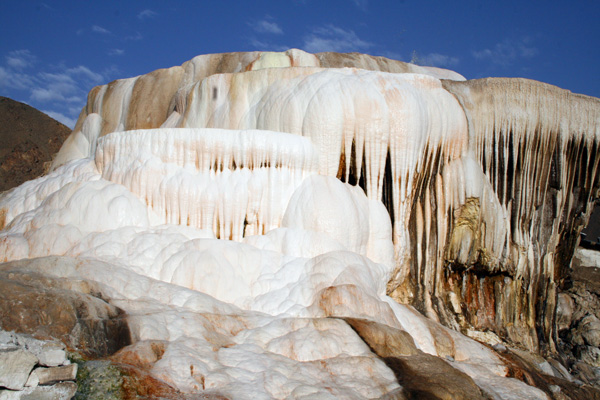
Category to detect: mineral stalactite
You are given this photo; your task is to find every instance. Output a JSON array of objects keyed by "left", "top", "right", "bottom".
[
  {"left": 1, "top": 49, "right": 599, "bottom": 398},
  {"left": 427, "top": 79, "right": 600, "bottom": 352}
]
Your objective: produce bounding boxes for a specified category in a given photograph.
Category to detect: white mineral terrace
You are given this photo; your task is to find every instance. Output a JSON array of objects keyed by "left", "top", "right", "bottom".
[
  {"left": 0, "top": 125, "right": 548, "bottom": 399},
  {"left": 95, "top": 128, "right": 320, "bottom": 240},
  {"left": 2, "top": 49, "right": 599, "bottom": 398}
]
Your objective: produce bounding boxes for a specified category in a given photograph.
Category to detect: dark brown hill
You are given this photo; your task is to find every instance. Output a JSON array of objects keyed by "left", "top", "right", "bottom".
[{"left": 0, "top": 97, "right": 71, "bottom": 192}]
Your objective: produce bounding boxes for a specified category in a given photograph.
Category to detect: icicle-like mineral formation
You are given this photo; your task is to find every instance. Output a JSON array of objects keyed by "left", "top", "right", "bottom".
[
  {"left": 95, "top": 128, "right": 319, "bottom": 239},
  {"left": 1, "top": 49, "right": 599, "bottom": 398},
  {"left": 431, "top": 78, "right": 600, "bottom": 352}
]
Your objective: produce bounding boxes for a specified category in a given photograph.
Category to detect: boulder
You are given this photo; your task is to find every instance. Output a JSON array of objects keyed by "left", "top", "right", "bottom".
[
  {"left": 342, "top": 318, "right": 486, "bottom": 399},
  {"left": 0, "top": 381, "right": 76, "bottom": 400},
  {"left": 342, "top": 318, "right": 419, "bottom": 357},
  {"left": 499, "top": 348, "right": 600, "bottom": 399},
  {"left": 382, "top": 354, "right": 487, "bottom": 400},
  {"left": 0, "top": 330, "right": 67, "bottom": 367},
  {"left": 32, "top": 365, "right": 77, "bottom": 386},
  {"left": 0, "top": 349, "right": 38, "bottom": 390},
  {"left": 0, "top": 268, "right": 130, "bottom": 358},
  {"left": 110, "top": 340, "right": 166, "bottom": 370},
  {"left": 557, "top": 252, "right": 600, "bottom": 386}
]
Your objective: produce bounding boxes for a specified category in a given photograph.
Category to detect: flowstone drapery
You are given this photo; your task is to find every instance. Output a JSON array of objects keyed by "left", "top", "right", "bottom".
[{"left": 1, "top": 49, "right": 599, "bottom": 398}]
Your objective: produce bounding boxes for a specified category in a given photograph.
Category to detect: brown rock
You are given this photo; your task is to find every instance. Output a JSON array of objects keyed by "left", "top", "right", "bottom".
[
  {"left": 500, "top": 349, "right": 600, "bottom": 399},
  {"left": 572, "top": 252, "right": 600, "bottom": 293},
  {"left": 118, "top": 363, "right": 210, "bottom": 400},
  {"left": 382, "top": 354, "right": 487, "bottom": 400},
  {"left": 312, "top": 284, "right": 400, "bottom": 327},
  {"left": 342, "top": 318, "right": 419, "bottom": 357},
  {"left": 581, "top": 315, "right": 600, "bottom": 348},
  {"left": 557, "top": 256, "right": 600, "bottom": 388},
  {"left": 110, "top": 340, "right": 166, "bottom": 370},
  {"left": 0, "top": 97, "right": 71, "bottom": 192},
  {"left": 342, "top": 317, "right": 485, "bottom": 399},
  {"left": 0, "top": 269, "right": 131, "bottom": 358},
  {"left": 77, "top": 359, "right": 228, "bottom": 400},
  {"left": 557, "top": 293, "right": 575, "bottom": 332}
]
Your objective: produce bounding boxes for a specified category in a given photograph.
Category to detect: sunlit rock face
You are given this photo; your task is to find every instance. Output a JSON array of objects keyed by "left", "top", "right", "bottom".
[
  {"left": 1, "top": 49, "right": 599, "bottom": 398},
  {"left": 420, "top": 79, "right": 600, "bottom": 352}
]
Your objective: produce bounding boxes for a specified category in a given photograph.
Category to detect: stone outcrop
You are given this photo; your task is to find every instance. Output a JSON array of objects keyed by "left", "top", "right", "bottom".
[
  {"left": 491, "top": 345, "right": 600, "bottom": 400},
  {"left": 33, "top": 365, "right": 78, "bottom": 386},
  {"left": 0, "top": 266, "right": 131, "bottom": 358},
  {"left": 74, "top": 360, "right": 195, "bottom": 400},
  {"left": 0, "top": 328, "right": 192, "bottom": 399},
  {"left": 0, "top": 349, "right": 38, "bottom": 390},
  {"left": 558, "top": 248, "right": 600, "bottom": 386},
  {"left": 0, "top": 330, "right": 77, "bottom": 400},
  {"left": 0, "top": 97, "right": 71, "bottom": 192},
  {"left": 0, "top": 382, "right": 78, "bottom": 400},
  {"left": 343, "top": 318, "right": 488, "bottom": 399}
]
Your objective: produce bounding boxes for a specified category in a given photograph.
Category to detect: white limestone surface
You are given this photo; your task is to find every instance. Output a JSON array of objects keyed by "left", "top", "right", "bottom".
[{"left": 0, "top": 69, "right": 553, "bottom": 398}]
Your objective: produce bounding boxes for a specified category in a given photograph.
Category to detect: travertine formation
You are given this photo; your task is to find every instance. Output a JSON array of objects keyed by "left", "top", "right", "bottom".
[{"left": 1, "top": 49, "right": 599, "bottom": 398}]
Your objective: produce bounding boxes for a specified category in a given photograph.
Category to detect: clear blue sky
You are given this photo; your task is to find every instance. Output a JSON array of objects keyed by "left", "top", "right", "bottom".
[{"left": 1, "top": 0, "right": 598, "bottom": 128}]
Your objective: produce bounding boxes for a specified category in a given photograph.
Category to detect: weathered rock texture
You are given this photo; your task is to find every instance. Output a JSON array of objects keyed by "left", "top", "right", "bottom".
[
  {"left": 343, "top": 318, "right": 487, "bottom": 399},
  {"left": 74, "top": 360, "right": 195, "bottom": 400},
  {"left": 33, "top": 365, "right": 78, "bottom": 386},
  {"left": 0, "top": 97, "right": 71, "bottom": 192},
  {"left": 495, "top": 346, "right": 600, "bottom": 400},
  {"left": 0, "top": 349, "right": 38, "bottom": 390},
  {"left": 558, "top": 248, "right": 600, "bottom": 386},
  {"left": 400, "top": 78, "right": 600, "bottom": 353},
  {"left": 0, "top": 266, "right": 131, "bottom": 358},
  {"left": 0, "top": 330, "right": 77, "bottom": 400},
  {"left": 0, "top": 382, "right": 77, "bottom": 400}
]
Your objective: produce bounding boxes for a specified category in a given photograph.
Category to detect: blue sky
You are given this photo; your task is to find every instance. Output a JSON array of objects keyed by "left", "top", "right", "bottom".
[{"left": 1, "top": 0, "right": 598, "bottom": 128}]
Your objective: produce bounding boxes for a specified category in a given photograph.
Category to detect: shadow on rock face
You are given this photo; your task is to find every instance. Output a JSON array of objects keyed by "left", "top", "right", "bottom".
[
  {"left": 497, "top": 347, "right": 600, "bottom": 400},
  {"left": 0, "top": 268, "right": 131, "bottom": 358},
  {"left": 342, "top": 317, "right": 487, "bottom": 400},
  {"left": 380, "top": 354, "right": 487, "bottom": 400}
]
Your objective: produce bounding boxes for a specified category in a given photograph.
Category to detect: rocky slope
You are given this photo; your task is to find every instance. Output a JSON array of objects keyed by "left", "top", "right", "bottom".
[{"left": 0, "top": 96, "right": 71, "bottom": 192}]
